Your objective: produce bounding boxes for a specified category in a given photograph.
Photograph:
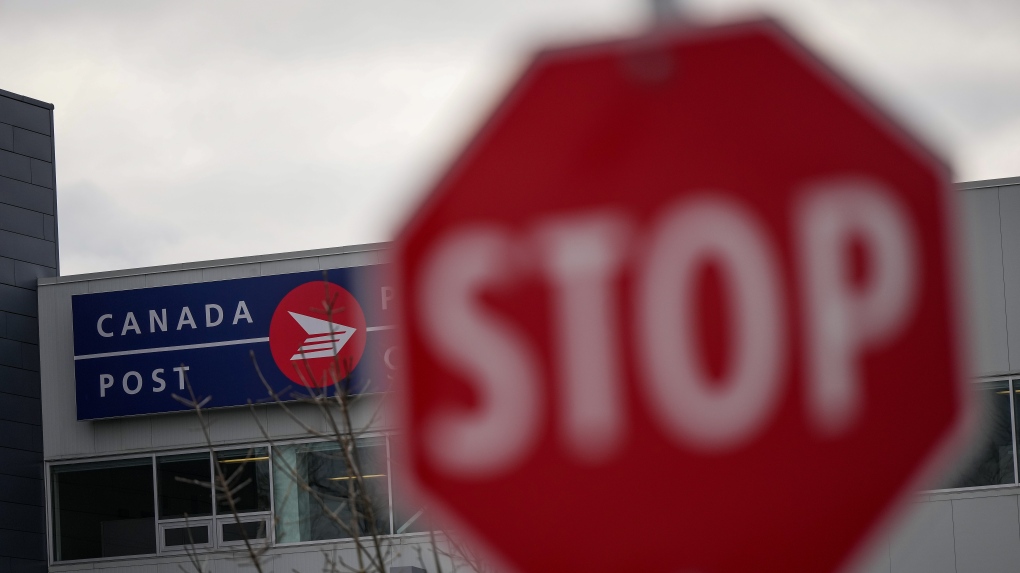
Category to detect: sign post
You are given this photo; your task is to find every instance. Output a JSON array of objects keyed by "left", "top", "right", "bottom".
[{"left": 392, "top": 20, "right": 970, "bottom": 573}]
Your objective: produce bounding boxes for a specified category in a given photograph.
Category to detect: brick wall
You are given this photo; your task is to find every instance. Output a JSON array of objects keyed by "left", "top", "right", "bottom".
[{"left": 0, "top": 87, "right": 57, "bottom": 573}]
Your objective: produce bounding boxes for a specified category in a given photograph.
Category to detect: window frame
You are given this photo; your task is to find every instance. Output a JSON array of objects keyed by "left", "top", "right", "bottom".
[
  {"left": 45, "top": 433, "right": 418, "bottom": 567},
  {"left": 925, "top": 375, "right": 1020, "bottom": 493}
]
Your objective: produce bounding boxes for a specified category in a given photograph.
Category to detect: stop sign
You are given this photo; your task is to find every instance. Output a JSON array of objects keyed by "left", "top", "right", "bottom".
[{"left": 391, "top": 19, "right": 970, "bottom": 573}]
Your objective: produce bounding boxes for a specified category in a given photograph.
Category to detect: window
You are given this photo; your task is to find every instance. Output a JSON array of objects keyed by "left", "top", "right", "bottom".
[
  {"left": 51, "top": 458, "right": 156, "bottom": 561},
  {"left": 158, "top": 452, "right": 212, "bottom": 519},
  {"left": 50, "top": 437, "right": 422, "bottom": 562},
  {"left": 215, "top": 448, "right": 271, "bottom": 514},
  {"left": 273, "top": 438, "right": 390, "bottom": 543},
  {"left": 950, "top": 380, "right": 1019, "bottom": 488},
  {"left": 215, "top": 448, "right": 271, "bottom": 545}
]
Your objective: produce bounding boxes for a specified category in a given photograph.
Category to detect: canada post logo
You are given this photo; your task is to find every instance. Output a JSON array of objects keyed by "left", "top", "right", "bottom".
[
  {"left": 70, "top": 265, "right": 395, "bottom": 420},
  {"left": 269, "top": 281, "right": 368, "bottom": 388}
]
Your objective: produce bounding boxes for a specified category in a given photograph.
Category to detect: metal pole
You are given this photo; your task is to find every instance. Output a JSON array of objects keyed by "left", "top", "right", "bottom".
[{"left": 649, "top": 0, "right": 683, "bottom": 26}]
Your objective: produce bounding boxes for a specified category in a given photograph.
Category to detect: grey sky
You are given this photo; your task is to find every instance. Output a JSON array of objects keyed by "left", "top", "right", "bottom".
[{"left": 0, "top": 0, "right": 1017, "bottom": 275}]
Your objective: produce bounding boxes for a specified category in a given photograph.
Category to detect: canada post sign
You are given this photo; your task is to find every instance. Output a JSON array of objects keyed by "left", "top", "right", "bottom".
[{"left": 71, "top": 265, "right": 395, "bottom": 420}]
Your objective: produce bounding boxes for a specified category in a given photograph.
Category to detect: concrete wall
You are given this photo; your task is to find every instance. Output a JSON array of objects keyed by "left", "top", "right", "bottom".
[{"left": 0, "top": 87, "right": 57, "bottom": 573}]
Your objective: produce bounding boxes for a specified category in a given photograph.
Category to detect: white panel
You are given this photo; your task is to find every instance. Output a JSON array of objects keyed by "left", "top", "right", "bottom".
[
  {"left": 959, "top": 188, "right": 1010, "bottom": 375},
  {"left": 318, "top": 250, "right": 379, "bottom": 270},
  {"left": 952, "top": 494, "right": 1020, "bottom": 573},
  {"left": 202, "top": 263, "right": 260, "bottom": 282},
  {"left": 996, "top": 185, "right": 1020, "bottom": 371},
  {"left": 149, "top": 411, "right": 208, "bottom": 449},
  {"left": 260, "top": 257, "right": 319, "bottom": 276},
  {"left": 93, "top": 416, "right": 153, "bottom": 454},
  {"left": 890, "top": 500, "right": 956, "bottom": 573},
  {"left": 87, "top": 274, "right": 147, "bottom": 293},
  {"left": 850, "top": 541, "right": 890, "bottom": 573},
  {"left": 145, "top": 269, "right": 204, "bottom": 287},
  {"left": 157, "top": 561, "right": 189, "bottom": 573},
  {"left": 40, "top": 281, "right": 97, "bottom": 458},
  {"left": 348, "top": 394, "right": 388, "bottom": 433},
  {"left": 265, "top": 401, "right": 334, "bottom": 440},
  {"left": 273, "top": 550, "right": 332, "bottom": 573},
  {"left": 207, "top": 406, "right": 270, "bottom": 445}
]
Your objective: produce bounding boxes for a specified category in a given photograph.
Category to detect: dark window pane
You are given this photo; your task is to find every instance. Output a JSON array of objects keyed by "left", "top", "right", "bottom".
[
  {"left": 216, "top": 448, "right": 270, "bottom": 514},
  {"left": 222, "top": 520, "right": 268, "bottom": 542},
  {"left": 953, "top": 381, "right": 1015, "bottom": 487},
  {"left": 164, "top": 525, "right": 209, "bottom": 546},
  {"left": 273, "top": 438, "right": 390, "bottom": 542},
  {"left": 158, "top": 453, "right": 212, "bottom": 519},
  {"left": 51, "top": 458, "right": 156, "bottom": 561}
]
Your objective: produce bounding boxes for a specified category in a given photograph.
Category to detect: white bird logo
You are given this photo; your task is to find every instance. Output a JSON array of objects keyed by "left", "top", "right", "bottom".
[{"left": 288, "top": 312, "right": 357, "bottom": 360}]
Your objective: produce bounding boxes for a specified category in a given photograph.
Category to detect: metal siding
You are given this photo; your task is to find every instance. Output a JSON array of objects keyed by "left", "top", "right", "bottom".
[
  {"left": 960, "top": 188, "right": 1010, "bottom": 375},
  {"left": 206, "top": 405, "right": 269, "bottom": 445},
  {"left": 318, "top": 250, "right": 379, "bottom": 270},
  {"left": 0, "top": 230, "right": 54, "bottom": 268},
  {"left": 202, "top": 263, "right": 260, "bottom": 282},
  {"left": 40, "top": 281, "right": 95, "bottom": 458},
  {"left": 265, "top": 401, "right": 332, "bottom": 440},
  {"left": 951, "top": 494, "right": 1020, "bottom": 573},
  {"left": 148, "top": 412, "right": 207, "bottom": 449},
  {"left": 143, "top": 269, "right": 203, "bottom": 288},
  {"left": 92, "top": 417, "right": 153, "bottom": 454},
  {"left": 889, "top": 500, "right": 957, "bottom": 573},
  {"left": 0, "top": 176, "right": 53, "bottom": 215},
  {"left": 997, "top": 184, "right": 1020, "bottom": 371},
  {"left": 259, "top": 257, "right": 319, "bottom": 277},
  {"left": 850, "top": 543, "right": 891, "bottom": 573},
  {"left": 0, "top": 448, "right": 42, "bottom": 479},
  {"left": 273, "top": 550, "right": 339, "bottom": 573},
  {"left": 86, "top": 274, "right": 146, "bottom": 294}
]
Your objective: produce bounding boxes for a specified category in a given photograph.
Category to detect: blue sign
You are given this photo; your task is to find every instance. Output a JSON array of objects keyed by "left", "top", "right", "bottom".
[{"left": 71, "top": 265, "right": 396, "bottom": 420}]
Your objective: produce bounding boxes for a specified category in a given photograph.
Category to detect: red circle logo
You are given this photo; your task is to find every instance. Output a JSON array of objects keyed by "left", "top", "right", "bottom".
[{"left": 269, "top": 281, "right": 367, "bottom": 388}]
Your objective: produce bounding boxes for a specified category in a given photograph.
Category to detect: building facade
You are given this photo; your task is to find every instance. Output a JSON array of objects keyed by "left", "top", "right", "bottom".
[
  {"left": 30, "top": 171, "right": 1020, "bottom": 573},
  {"left": 39, "top": 245, "right": 440, "bottom": 573},
  {"left": 0, "top": 87, "right": 58, "bottom": 573}
]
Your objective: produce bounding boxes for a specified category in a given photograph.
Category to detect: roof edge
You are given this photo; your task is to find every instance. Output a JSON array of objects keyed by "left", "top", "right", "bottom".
[
  {"left": 955, "top": 176, "right": 1020, "bottom": 190},
  {"left": 0, "top": 88, "right": 54, "bottom": 110},
  {"left": 39, "top": 241, "right": 391, "bottom": 286}
]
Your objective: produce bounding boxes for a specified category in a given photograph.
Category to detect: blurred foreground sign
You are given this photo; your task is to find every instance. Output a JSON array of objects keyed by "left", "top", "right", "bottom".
[{"left": 392, "top": 19, "right": 970, "bottom": 573}]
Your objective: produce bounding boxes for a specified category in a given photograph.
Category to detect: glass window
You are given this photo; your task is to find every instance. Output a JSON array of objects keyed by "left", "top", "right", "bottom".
[
  {"left": 158, "top": 452, "right": 212, "bottom": 519},
  {"left": 392, "top": 482, "right": 430, "bottom": 535},
  {"left": 952, "top": 380, "right": 1016, "bottom": 488},
  {"left": 164, "top": 525, "right": 210, "bottom": 547},
  {"left": 216, "top": 448, "right": 271, "bottom": 514},
  {"left": 51, "top": 458, "right": 156, "bottom": 561},
  {"left": 222, "top": 520, "right": 268, "bottom": 542},
  {"left": 273, "top": 438, "right": 390, "bottom": 543}
]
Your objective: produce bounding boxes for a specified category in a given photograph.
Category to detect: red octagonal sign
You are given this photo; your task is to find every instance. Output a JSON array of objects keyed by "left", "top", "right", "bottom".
[{"left": 392, "top": 20, "right": 971, "bottom": 573}]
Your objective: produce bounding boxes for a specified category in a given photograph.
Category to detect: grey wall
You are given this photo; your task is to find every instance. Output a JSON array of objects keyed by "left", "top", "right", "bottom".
[
  {"left": 0, "top": 88, "right": 56, "bottom": 573},
  {"left": 959, "top": 177, "right": 1020, "bottom": 376}
]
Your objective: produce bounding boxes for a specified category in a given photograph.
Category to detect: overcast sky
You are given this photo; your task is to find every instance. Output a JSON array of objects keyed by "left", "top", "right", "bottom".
[{"left": 0, "top": 0, "right": 1017, "bottom": 275}]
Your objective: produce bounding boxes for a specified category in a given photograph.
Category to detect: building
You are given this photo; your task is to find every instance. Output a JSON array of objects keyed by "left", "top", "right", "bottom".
[
  {"left": 38, "top": 245, "right": 440, "bottom": 573},
  {"left": 31, "top": 175, "right": 1020, "bottom": 573},
  {"left": 6, "top": 78, "right": 1018, "bottom": 571},
  {"left": 0, "top": 87, "right": 58, "bottom": 573}
]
